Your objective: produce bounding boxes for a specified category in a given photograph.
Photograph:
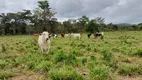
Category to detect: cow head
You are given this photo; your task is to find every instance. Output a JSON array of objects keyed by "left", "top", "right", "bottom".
[{"left": 40, "top": 31, "right": 50, "bottom": 41}]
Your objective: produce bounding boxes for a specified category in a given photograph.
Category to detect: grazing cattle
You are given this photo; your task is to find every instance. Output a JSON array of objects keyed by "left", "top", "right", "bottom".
[
  {"left": 61, "top": 32, "right": 65, "bottom": 37},
  {"left": 53, "top": 34, "right": 57, "bottom": 38},
  {"left": 87, "top": 33, "right": 91, "bottom": 38},
  {"left": 71, "top": 33, "right": 81, "bottom": 40},
  {"left": 50, "top": 34, "right": 57, "bottom": 38},
  {"left": 94, "top": 32, "right": 104, "bottom": 38},
  {"left": 65, "top": 33, "right": 70, "bottom": 37},
  {"left": 38, "top": 31, "right": 51, "bottom": 53},
  {"left": 33, "top": 34, "right": 39, "bottom": 36}
]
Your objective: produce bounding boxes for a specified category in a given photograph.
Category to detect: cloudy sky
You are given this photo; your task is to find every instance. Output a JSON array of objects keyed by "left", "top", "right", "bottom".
[{"left": 0, "top": 0, "right": 142, "bottom": 24}]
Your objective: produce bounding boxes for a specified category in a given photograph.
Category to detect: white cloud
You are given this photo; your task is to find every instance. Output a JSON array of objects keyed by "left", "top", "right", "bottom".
[
  {"left": 0, "top": 0, "right": 38, "bottom": 13},
  {"left": 0, "top": 0, "right": 142, "bottom": 24}
]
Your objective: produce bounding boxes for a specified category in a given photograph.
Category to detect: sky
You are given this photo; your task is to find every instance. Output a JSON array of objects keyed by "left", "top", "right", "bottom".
[{"left": 0, "top": 0, "right": 142, "bottom": 24}]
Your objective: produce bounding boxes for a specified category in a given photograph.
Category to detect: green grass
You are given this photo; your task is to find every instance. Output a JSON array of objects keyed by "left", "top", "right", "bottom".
[
  {"left": 49, "top": 66, "right": 84, "bottom": 80},
  {"left": 0, "top": 31, "right": 142, "bottom": 79},
  {"left": 89, "top": 65, "right": 111, "bottom": 80}
]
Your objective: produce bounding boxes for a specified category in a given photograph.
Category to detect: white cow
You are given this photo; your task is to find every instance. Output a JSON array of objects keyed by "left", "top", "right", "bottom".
[
  {"left": 38, "top": 31, "right": 50, "bottom": 53},
  {"left": 71, "top": 33, "right": 81, "bottom": 40},
  {"left": 65, "top": 34, "right": 70, "bottom": 37},
  {"left": 54, "top": 34, "right": 57, "bottom": 38}
]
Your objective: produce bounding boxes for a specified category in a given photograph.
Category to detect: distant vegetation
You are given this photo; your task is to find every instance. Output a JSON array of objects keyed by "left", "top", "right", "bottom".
[{"left": 0, "top": 0, "right": 142, "bottom": 35}]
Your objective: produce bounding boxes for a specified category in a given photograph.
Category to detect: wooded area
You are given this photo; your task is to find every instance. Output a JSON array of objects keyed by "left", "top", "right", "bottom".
[{"left": 0, "top": 0, "right": 142, "bottom": 35}]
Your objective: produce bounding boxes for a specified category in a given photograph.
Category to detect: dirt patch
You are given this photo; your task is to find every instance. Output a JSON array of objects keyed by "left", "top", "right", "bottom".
[
  {"left": 136, "top": 40, "right": 142, "bottom": 49},
  {"left": 119, "top": 76, "right": 142, "bottom": 80},
  {"left": 9, "top": 74, "right": 46, "bottom": 80}
]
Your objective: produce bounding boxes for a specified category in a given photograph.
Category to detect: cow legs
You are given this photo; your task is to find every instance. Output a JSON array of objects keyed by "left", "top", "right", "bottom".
[
  {"left": 47, "top": 45, "right": 50, "bottom": 54},
  {"left": 40, "top": 47, "right": 44, "bottom": 53}
]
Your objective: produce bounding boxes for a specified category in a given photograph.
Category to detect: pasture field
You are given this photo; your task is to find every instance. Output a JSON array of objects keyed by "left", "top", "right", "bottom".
[{"left": 0, "top": 31, "right": 142, "bottom": 80}]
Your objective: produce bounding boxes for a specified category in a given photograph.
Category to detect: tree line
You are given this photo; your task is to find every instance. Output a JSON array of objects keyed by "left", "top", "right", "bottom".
[{"left": 0, "top": 0, "right": 142, "bottom": 35}]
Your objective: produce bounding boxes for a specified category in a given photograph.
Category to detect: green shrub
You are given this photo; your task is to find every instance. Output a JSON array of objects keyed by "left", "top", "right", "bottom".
[
  {"left": 118, "top": 64, "right": 142, "bottom": 76},
  {"left": 70, "top": 41, "right": 76, "bottom": 47},
  {"left": 54, "top": 50, "right": 77, "bottom": 65},
  {"left": 35, "top": 61, "right": 53, "bottom": 71},
  {"left": 49, "top": 66, "right": 84, "bottom": 80},
  {"left": 93, "top": 46, "right": 98, "bottom": 52},
  {"left": 0, "top": 60, "right": 8, "bottom": 69},
  {"left": 54, "top": 50, "right": 67, "bottom": 63},
  {"left": 89, "top": 65, "right": 110, "bottom": 80},
  {"left": 66, "top": 53, "right": 77, "bottom": 65},
  {"left": 101, "top": 35, "right": 104, "bottom": 39},
  {"left": 111, "top": 47, "right": 120, "bottom": 53},
  {"left": 101, "top": 50, "right": 118, "bottom": 69},
  {"left": 86, "top": 47, "right": 91, "bottom": 51},
  {"left": 75, "top": 57, "right": 87, "bottom": 66},
  {"left": 1, "top": 44, "right": 6, "bottom": 52},
  {"left": 70, "top": 49, "right": 84, "bottom": 57},
  {"left": 134, "top": 49, "right": 142, "bottom": 57},
  {"left": 0, "top": 70, "right": 14, "bottom": 79},
  {"left": 15, "top": 53, "right": 49, "bottom": 70},
  {"left": 81, "top": 57, "right": 87, "bottom": 65},
  {"left": 77, "top": 43, "right": 86, "bottom": 48},
  {"left": 90, "top": 56, "right": 96, "bottom": 61},
  {"left": 101, "top": 50, "right": 112, "bottom": 62}
]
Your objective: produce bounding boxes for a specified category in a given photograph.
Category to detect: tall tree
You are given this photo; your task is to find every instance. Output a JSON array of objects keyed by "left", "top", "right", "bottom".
[
  {"left": 33, "top": 0, "right": 56, "bottom": 32},
  {"left": 0, "top": 13, "right": 14, "bottom": 35},
  {"left": 63, "top": 20, "right": 73, "bottom": 33},
  {"left": 131, "top": 25, "right": 138, "bottom": 31},
  {"left": 95, "top": 17, "right": 105, "bottom": 31},
  {"left": 86, "top": 19, "right": 98, "bottom": 33},
  {"left": 78, "top": 15, "right": 89, "bottom": 32}
]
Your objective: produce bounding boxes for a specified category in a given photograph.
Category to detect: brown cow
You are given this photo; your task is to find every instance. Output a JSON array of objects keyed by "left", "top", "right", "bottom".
[
  {"left": 61, "top": 32, "right": 65, "bottom": 37},
  {"left": 33, "top": 34, "right": 39, "bottom": 36}
]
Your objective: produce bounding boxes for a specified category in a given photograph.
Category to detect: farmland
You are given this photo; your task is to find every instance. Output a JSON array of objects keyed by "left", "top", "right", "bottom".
[{"left": 0, "top": 31, "right": 142, "bottom": 80}]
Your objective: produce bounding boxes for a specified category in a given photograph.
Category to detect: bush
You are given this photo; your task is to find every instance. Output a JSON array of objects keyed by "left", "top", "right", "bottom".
[
  {"left": 35, "top": 61, "right": 53, "bottom": 72},
  {"left": 54, "top": 50, "right": 77, "bottom": 65},
  {"left": 101, "top": 50, "right": 113, "bottom": 62},
  {"left": 89, "top": 65, "right": 110, "bottom": 80},
  {"left": 90, "top": 56, "right": 96, "bottom": 61},
  {"left": 15, "top": 53, "right": 49, "bottom": 70},
  {"left": 134, "top": 49, "right": 142, "bottom": 57},
  {"left": 0, "top": 60, "right": 8, "bottom": 69},
  {"left": 101, "top": 35, "right": 104, "bottom": 39},
  {"left": 0, "top": 70, "right": 14, "bottom": 79},
  {"left": 54, "top": 50, "right": 67, "bottom": 63},
  {"left": 66, "top": 53, "right": 77, "bottom": 65},
  {"left": 1, "top": 44, "right": 6, "bottom": 52},
  {"left": 70, "top": 49, "right": 84, "bottom": 57},
  {"left": 118, "top": 64, "right": 142, "bottom": 76},
  {"left": 77, "top": 43, "right": 86, "bottom": 49},
  {"left": 49, "top": 66, "right": 84, "bottom": 80},
  {"left": 81, "top": 57, "right": 87, "bottom": 65}
]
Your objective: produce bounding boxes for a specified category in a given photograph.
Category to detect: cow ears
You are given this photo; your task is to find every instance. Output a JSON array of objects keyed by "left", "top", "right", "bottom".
[
  {"left": 49, "top": 35, "right": 52, "bottom": 38},
  {"left": 49, "top": 33, "right": 51, "bottom": 35},
  {"left": 39, "top": 33, "right": 42, "bottom": 35},
  {"left": 48, "top": 33, "right": 51, "bottom": 38}
]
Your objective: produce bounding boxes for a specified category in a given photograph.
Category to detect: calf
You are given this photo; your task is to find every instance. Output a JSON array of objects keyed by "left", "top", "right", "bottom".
[
  {"left": 61, "top": 32, "right": 65, "bottom": 37},
  {"left": 33, "top": 34, "right": 39, "bottom": 36},
  {"left": 38, "top": 31, "right": 51, "bottom": 53}
]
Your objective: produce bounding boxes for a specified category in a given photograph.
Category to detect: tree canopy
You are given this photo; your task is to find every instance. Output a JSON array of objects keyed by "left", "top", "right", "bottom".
[{"left": 0, "top": 0, "right": 142, "bottom": 35}]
